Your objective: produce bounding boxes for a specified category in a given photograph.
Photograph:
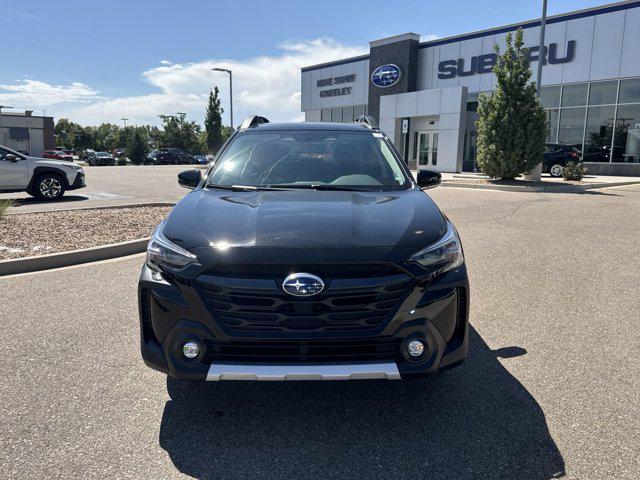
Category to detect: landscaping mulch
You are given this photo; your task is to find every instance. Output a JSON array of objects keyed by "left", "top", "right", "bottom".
[{"left": 0, "top": 206, "right": 173, "bottom": 260}]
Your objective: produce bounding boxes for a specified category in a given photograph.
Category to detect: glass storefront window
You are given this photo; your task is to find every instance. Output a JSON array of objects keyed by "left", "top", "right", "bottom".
[
  {"left": 342, "top": 106, "right": 353, "bottom": 123},
  {"left": 588, "top": 81, "right": 618, "bottom": 106},
  {"left": 331, "top": 107, "right": 342, "bottom": 123},
  {"left": 541, "top": 86, "right": 561, "bottom": 108},
  {"left": 353, "top": 105, "right": 365, "bottom": 119},
  {"left": 561, "top": 83, "right": 588, "bottom": 107},
  {"left": 583, "top": 105, "right": 615, "bottom": 162},
  {"left": 321, "top": 108, "right": 331, "bottom": 122},
  {"left": 618, "top": 78, "right": 640, "bottom": 104},
  {"left": 612, "top": 104, "right": 640, "bottom": 163},
  {"left": 558, "top": 107, "right": 586, "bottom": 148},
  {"left": 546, "top": 109, "right": 559, "bottom": 142}
]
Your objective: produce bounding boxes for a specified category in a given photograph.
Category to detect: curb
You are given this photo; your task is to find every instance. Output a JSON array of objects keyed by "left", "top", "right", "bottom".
[
  {"left": 0, "top": 237, "right": 150, "bottom": 277},
  {"left": 440, "top": 180, "right": 640, "bottom": 193}
]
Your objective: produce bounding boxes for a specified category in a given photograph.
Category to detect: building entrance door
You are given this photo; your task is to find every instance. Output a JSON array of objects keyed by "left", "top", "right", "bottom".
[{"left": 417, "top": 131, "right": 439, "bottom": 168}]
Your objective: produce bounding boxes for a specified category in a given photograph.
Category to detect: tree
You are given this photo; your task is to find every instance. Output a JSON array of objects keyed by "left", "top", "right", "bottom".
[
  {"left": 475, "top": 29, "right": 547, "bottom": 179},
  {"left": 204, "top": 87, "right": 225, "bottom": 154},
  {"left": 126, "top": 128, "right": 149, "bottom": 164},
  {"left": 54, "top": 118, "right": 82, "bottom": 148},
  {"left": 158, "top": 113, "right": 202, "bottom": 153}
]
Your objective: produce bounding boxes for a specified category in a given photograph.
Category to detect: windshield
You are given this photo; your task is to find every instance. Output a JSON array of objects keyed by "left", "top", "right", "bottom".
[
  {"left": 96, "top": 152, "right": 109, "bottom": 157},
  {"left": 206, "top": 130, "right": 410, "bottom": 191}
]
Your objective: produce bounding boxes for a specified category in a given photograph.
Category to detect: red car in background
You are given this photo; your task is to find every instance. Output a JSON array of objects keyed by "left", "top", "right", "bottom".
[{"left": 43, "top": 150, "right": 74, "bottom": 161}]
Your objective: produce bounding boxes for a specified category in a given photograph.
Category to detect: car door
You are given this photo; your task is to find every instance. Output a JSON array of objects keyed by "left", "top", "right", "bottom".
[{"left": 0, "top": 147, "right": 29, "bottom": 189}]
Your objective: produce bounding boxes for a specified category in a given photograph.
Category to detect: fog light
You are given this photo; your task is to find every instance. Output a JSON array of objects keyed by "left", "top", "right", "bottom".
[
  {"left": 407, "top": 340, "right": 425, "bottom": 357},
  {"left": 182, "top": 341, "right": 200, "bottom": 359}
]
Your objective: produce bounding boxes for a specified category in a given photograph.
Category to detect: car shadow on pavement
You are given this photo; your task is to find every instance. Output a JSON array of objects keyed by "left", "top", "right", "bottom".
[
  {"left": 159, "top": 327, "right": 565, "bottom": 480},
  {"left": 8, "top": 195, "right": 90, "bottom": 207}
]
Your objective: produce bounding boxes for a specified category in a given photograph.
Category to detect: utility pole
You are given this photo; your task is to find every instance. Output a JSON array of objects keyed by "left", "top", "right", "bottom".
[
  {"left": 211, "top": 67, "right": 233, "bottom": 130},
  {"left": 121, "top": 118, "right": 129, "bottom": 129},
  {"left": 525, "top": 0, "right": 548, "bottom": 182},
  {"left": 536, "top": 0, "right": 548, "bottom": 98}
]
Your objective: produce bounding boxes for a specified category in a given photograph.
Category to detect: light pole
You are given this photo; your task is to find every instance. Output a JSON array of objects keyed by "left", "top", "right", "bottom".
[
  {"left": 536, "top": 0, "right": 548, "bottom": 99},
  {"left": 121, "top": 118, "right": 129, "bottom": 129},
  {"left": 526, "top": 0, "right": 548, "bottom": 182},
  {"left": 0, "top": 105, "right": 14, "bottom": 145},
  {"left": 211, "top": 67, "right": 233, "bottom": 130}
]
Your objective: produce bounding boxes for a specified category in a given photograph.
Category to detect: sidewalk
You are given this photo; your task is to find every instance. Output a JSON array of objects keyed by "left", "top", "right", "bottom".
[{"left": 413, "top": 171, "right": 640, "bottom": 193}]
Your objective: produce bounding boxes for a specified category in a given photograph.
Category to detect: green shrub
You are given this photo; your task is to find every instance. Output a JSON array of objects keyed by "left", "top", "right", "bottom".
[
  {"left": 562, "top": 161, "right": 587, "bottom": 181},
  {"left": 116, "top": 156, "right": 128, "bottom": 166},
  {"left": 0, "top": 199, "right": 13, "bottom": 221}
]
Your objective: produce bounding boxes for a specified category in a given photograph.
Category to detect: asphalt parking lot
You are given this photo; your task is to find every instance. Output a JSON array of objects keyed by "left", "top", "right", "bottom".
[
  {"left": 1, "top": 184, "right": 639, "bottom": 479},
  {"left": 0, "top": 165, "right": 193, "bottom": 213}
]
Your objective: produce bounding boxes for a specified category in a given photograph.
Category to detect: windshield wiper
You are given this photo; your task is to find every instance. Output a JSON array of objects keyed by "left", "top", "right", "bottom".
[
  {"left": 206, "top": 184, "right": 283, "bottom": 191},
  {"left": 266, "top": 184, "right": 369, "bottom": 191}
]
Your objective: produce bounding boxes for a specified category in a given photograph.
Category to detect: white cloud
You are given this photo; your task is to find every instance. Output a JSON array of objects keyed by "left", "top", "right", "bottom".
[
  {"left": 0, "top": 38, "right": 366, "bottom": 127},
  {"left": 0, "top": 80, "right": 100, "bottom": 107}
]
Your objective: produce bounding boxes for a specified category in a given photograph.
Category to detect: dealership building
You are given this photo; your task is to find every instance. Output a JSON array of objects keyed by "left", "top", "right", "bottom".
[{"left": 300, "top": 0, "right": 640, "bottom": 175}]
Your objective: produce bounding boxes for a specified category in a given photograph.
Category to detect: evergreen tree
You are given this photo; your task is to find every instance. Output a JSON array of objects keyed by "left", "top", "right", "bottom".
[
  {"left": 126, "top": 128, "right": 149, "bottom": 165},
  {"left": 204, "top": 87, "right": 225, "bottom": 154},
  {"left": 476, "top": 29, "right": 547, "bottom": 179}
]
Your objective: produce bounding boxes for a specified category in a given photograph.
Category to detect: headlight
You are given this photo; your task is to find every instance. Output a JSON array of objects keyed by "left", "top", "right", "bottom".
[
  {"left": 409, "top": 221, "right": 464, "bottom": 273},
  {"left": 146, "top": 221, "right": 198, "bottom": 271}
]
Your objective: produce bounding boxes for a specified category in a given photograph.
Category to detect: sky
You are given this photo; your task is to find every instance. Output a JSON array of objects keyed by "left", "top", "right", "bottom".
[{"left": 1, "top": 0, "right": 612, "bottom": 127}]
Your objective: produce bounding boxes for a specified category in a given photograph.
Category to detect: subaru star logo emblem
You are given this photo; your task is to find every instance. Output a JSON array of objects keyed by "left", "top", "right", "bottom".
[
  {"left": 371, "top": 64, "right": 402, "bottom": 88},
  {"left": 282, "top": 273, "right": 325, "bottom": 297}
]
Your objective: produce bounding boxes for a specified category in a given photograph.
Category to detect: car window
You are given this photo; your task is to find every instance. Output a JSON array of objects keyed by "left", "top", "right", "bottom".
[{"left": 207, "top": 130, "right": 410, "bottom": 190}]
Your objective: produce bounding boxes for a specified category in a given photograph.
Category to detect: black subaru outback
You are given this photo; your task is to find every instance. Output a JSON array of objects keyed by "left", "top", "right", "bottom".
[{"left": 139, "top": 116, "right": 469, "bottom": 381}]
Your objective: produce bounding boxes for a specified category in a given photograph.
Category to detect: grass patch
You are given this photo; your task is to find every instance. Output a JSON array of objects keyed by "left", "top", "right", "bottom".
[{"left": 0, "top": 199, "right": 13, "bottom": 220}]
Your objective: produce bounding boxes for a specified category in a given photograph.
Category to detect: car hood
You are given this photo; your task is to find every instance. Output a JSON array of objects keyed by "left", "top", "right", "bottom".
[
  {"left": 27, "top": 156, "right": 81, "bottom": 168},
  {"left": 163, "top": 188, "right": 447, "bottom": 250}
]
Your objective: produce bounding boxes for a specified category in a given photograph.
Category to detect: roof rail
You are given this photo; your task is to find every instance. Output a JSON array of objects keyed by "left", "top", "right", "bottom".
[
  {"left": 354, "top": 115, "right": 377, "bottom": 129},
  {"left": 240, "top": 115, "right": 269, "bottom": 130}
]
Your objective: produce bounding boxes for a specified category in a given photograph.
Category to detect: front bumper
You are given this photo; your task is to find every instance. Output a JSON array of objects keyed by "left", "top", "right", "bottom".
[
  {"left": 138, "top": 262, "right": 469, "bottom": 381},
  {"left": 69, "top": 171, "right": 86, "bottom": 190}
]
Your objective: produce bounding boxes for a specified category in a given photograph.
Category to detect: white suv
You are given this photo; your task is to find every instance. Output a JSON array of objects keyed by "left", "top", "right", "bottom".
[{"left": 0, "top": 145, "right": 86, "bottom": 200}]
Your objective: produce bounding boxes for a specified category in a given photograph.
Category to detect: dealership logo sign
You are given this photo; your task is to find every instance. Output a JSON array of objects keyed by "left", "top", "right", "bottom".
[
  {"left": 437, "top": 40, "right": 576, "bottom": 79},
  {"left": 371, "top": 64, "right": 402, "bottom": 88}
]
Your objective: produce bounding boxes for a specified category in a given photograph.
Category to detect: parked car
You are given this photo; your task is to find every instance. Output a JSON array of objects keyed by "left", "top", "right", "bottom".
[
  {"left": 194, "top": 154, "right": 209, "bottom": 165},
  {"left": 113, "top": 148, "right": 126, "bottom": 158},
  {"left": 144, "top": 150, "right": 159, "bottom": 165},
  {"left": 80, "top": 149, "right": 96, "bottom": 162},
  {"left": 139, "top": 116, "right": 469, "bottom": 384},
  {"left": 88, "top": 151, "right": 116, "bottom": 166},
  {"left": 0, "top": 144, "right": 85, "bottom": 200},
  {"left": 543, "top": 143, "right": 582, "bottom": 177},
  {"left": 155, "top": 148, "right": 195, "bottom": 165},
  {"left": 55, "top": 147, "right": 75, "bottom": 156},
  {"left": 43, "top": 150, "right": 74, "bottom": 162}
]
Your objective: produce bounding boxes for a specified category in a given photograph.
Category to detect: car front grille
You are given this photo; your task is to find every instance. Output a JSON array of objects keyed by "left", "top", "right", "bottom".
[
  {"left": 204, "top": 337, "right": 402, "bottom": 363},
  {"left": 195, "top": 265, "right": 414, "bottom": 333}
]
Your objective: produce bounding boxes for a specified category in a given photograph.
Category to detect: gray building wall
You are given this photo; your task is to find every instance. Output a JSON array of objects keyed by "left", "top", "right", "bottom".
[{"left": 0, "top": 112, "right": 54, "bottom": 157}]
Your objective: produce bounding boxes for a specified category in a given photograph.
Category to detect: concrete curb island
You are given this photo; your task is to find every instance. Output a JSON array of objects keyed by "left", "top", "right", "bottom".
[
  {"left": 0, "top": 237, "right": 150, "bottom": 276},
  {"left": 439, "top": 179, "right": 640, "bottom": 193},
  {"left": 0, "top": 202, "right": 177, "bottom": 276}
]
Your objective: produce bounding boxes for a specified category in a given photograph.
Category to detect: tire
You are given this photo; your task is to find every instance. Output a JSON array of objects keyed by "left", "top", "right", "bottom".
[
  {"left": 34, "top": 173, "right": 66, "bottom": 200},
  {"left": 549, "top": 164, "right": 564, "bottom": 177}
]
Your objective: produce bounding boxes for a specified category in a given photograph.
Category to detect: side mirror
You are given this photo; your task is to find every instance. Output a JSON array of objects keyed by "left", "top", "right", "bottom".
[
  {"left": 178, "top": 169, "right": 202, "bottom": 190},
  {"left": 416, "top": 170, "right": 441, "bottom": 189},
  {"left": 5, "top": 154, "right": 18, "bottom": 162}
]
